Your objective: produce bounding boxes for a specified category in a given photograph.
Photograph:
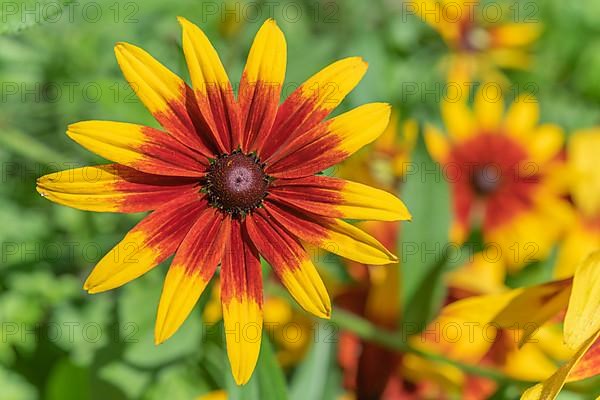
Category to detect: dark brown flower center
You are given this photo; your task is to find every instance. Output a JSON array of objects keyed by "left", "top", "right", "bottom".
[
  {"left": 205, "top": 150, "right": 269, "bottom": 217},
  {"left": 472, "top": 164, "right": 502, "bottom": 195}
]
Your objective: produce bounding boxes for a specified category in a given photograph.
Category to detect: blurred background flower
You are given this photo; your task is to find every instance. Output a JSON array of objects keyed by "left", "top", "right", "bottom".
[{"left": 409, "top": 0, "right": 541, "bottom": 86}]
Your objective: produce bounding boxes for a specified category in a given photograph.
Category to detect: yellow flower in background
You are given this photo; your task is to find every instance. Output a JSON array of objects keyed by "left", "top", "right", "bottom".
[
  {"left": 555, "top": 130, "right": 600, "bottom": 278},
  {"left": 409, "top": 0, "right": 541, "bottom": 85},
  {"left": 424, "top": 88, "right": 572, "bottom": 270}
]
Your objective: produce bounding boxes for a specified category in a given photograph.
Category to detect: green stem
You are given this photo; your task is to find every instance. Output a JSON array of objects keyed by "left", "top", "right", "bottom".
[{"left": 330, "top": 308, "right": 522, "bottom": 385}]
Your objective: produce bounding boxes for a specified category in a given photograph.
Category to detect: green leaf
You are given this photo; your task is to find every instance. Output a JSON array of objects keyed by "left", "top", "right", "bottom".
[
  {"left": 0, "top": 366, "right": 36, "bottom": 400},
  {"left": 118, "top": 270, "right": 203, "bottom": 368},
  {"left": 290, "top": 322, "right": 335, "bottom": 400},
  {"left": 399, "top": 144, "right": 452, "bottom": 329},
  {"left": 256, "top": 334, "right": 288, "bottom": 400},
  {"left": 98, "top": 362, "right": 151, "bottom": 399},
  {"left": 46, "top": 359, "right": 90, "bottom": 400}
]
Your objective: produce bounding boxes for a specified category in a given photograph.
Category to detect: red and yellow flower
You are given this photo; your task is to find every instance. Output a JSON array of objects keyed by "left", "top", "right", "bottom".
[
  {"left": 36, "top": 18, "right": 410, "bottom": 384},
  {"left": 410, "top": 0, "right": 541, "bottom": 85},
  {"left": 424, "top": 88, "right": 571, "bottom": 270}
]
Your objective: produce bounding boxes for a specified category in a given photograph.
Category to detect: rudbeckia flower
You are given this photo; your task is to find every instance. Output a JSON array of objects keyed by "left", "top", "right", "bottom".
[
  {"left": 410, "top": 0, "right": 541, "bottom": 84},
  {"left": 555, "top": 130, "right": 600, "bottom": 278},
  {"left": 36, "top": 18, "right": 410, "bottom": 384},
  {"left": 424, "top": 88, "right": 572, "bottom": 270}
]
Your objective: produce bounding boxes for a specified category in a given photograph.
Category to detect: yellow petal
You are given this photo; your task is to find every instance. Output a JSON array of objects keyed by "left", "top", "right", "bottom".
[
  {"left": 441, "top": 98, "right": 475, "bottom": 141},
  {"left": 331, "top": 103, "right": 392, "bottom": 155},
  {"left": 155, "top": 265, "right": 211, "bottom": 344},
  {"left": 155, "top": 210, "right": 228, "bottom": 344},
  {"left": 491, "top": 23, "right": 542, "bottom": 47},
  {"left": 240, "top": 18, "right": 286, "bottom": 89},
  {"left": 474, "top": 85, "right": 504, "bottom": 131},
  {"left": 36, "top": 164, "right": 199, "bottom": 213},
  {"left": 503, "top": 342, "right": 559, "bottom": 382},
  {"left": 195, "top": 391, "right": 227, "bottom": 400},
  {"left": 67, "top": 121, "right": 205, "bottom": 177},
  {"left": 279, "top": 259, "right": 331, "bottom": 319},
  {"left": 114, "top": 41, "right": 182, "bottom": 113},
  {"left": 223, "top": 298, "right": 263, "bottom": 385},
  {"left": 504, "top": 95, "right": 539, "bottom": 138},
  {"left": 568, "top": 129, "right": 600, "bottom": 217},
  {"left": 528, "top": 124, "right": 564, "bottom": 165},
  {"left": 321, "top": 218, "right": 398, "bottom": 265},
  {"left": 177, "top": 17, "right": 232, "bottom": 97},
  {"left": 337, "top": 179, "right": 411, "bottom": 221},
  {"left": 84, "top": 230, "right": 159, "bottom": 293},
  {"left": 563, "top": 250, "right": 600, "bottom": 350},
  {"left": 424, "top": 124, "right": 451, "bottom": 163},
  {"left": 296, "top": 57, "right": 367, "bottom": 114},
  {"left": 83, "top": 195, "right": 205, "bottom": 293},
  {"left": 37, "top": 165, "right": 123, "bottom": 212}
]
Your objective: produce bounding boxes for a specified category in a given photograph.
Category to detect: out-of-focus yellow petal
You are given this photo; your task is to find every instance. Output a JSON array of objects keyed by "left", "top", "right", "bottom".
[
  {"left": 488, "top": 48, "right": 532, "bottom": 70},
  {"left": 569, "top": 129, "right": 600, "bottom": 217},
  {"left": 535, "top": 325, "right": 577, "bottom": 362},
  {"left": 555, "top": 219, "right": 600, "bottom": 279},
  {"left": 491, "top": 23, "right": 542, "bottom": 48},
  {"left": 474, "top": 85, "right": 504, "bottom": 131},
  {"left": 504, "top": 95, "right": 539, "bottom": 138},
  {"left": 195, "top": 390, "right": 227, "bottom": 400},
  {"left": 446, "top": 252, "right": 506, "bottom": 295},
  {"left": 564, "top": 250, "right": 600, "bottom": 350},
  {"left": 424, "top": 124, "right": 451, "bottom": 163},
  {"left": 441, "top": 98, "right": 475, "bottom": 141},
  {"left": 527, "top": 124, "right": 564, "bottom": 165},
  {"left": 503, "top": 341, "right": 558, "bottom": 382},
  {"left": 263, "top": 297, "right": 293, "bottom": 325}
]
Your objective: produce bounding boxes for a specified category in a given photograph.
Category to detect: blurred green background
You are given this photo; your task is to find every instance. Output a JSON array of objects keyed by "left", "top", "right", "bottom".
[{"left": 2, "top": 0, "right": 600, "bottom": 399}]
